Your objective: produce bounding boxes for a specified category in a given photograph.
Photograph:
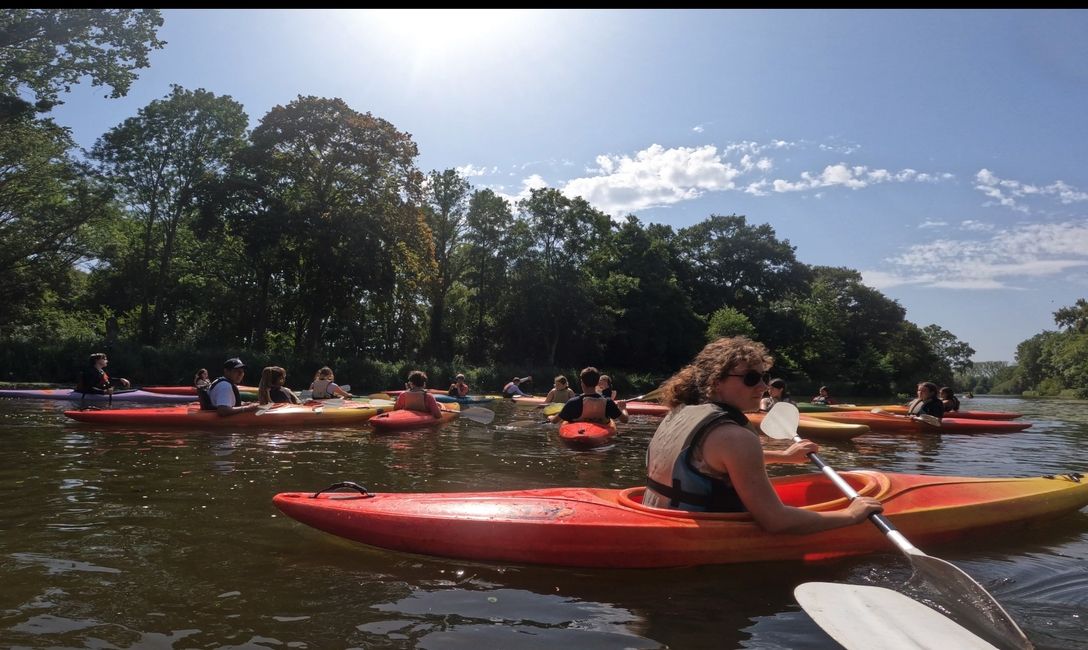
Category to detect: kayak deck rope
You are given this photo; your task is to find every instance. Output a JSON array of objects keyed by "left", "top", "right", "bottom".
[
  {"left": 1043, "top": 473, "right": 1083, "bottom": 483},
  {"left": 310, "top": 481, "right": 372, "bottom": 498}
]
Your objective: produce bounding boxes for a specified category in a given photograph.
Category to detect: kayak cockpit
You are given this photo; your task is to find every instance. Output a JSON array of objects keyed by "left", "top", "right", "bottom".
[{"left": 616, "top": 470, "right": 889, "bottom": 519}]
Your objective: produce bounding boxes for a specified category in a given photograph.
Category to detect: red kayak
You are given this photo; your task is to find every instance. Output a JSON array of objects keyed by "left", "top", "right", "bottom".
[
  {"left": 64, "top": 402, "right": 387, "bottom": 428},
  {"left": 557, "top": 419, "right": 617, "bottom": 448},
  {"left": 369, "top": 404, "right": 459, "bottom": 431},
  {"left": 624, "top": 401, "right": 670, "bottom": 417},
  {"left": 273, "top": 470, "right": 1088, "bottom": 568},
  {"left": 803, "top": 411, "right": 1031, "bottom": 434}
]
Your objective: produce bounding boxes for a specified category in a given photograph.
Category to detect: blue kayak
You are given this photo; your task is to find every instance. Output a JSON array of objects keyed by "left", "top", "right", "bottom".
[{"left": 0, "top": 388, "right": 195, "bottom": 404}]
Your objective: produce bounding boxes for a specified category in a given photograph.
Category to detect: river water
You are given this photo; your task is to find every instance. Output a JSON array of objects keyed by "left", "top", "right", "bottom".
[{"left": 1, "top": 396, "right": 1086, "bottom": 649}]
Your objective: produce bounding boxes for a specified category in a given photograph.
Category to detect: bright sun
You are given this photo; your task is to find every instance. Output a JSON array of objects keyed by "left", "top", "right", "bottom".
[{"left": 363, "top": 9, "right": 527, "bottom": 57}]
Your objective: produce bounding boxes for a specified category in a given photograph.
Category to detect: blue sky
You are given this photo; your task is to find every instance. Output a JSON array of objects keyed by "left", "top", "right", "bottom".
[{"left": 50, "top": 9, "right": 1088, "bottom": 362}]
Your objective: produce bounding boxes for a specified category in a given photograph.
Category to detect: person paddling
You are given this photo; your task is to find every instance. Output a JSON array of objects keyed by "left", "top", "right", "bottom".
[
  {"left": 76, "top": 353, "right": 131, "bottom": 395},
  {"left": 550, "top": 367, "right": 629, "bottom": 425},
  {"left": 543, "top": 375, "right": 575, "bottom": 404},
  {"left": 199, "top": 358, "right": 261, "bottom": 417},
  {"left": 642, "top": 336, "right": 883, "bottom": 531},
  {"left": 394, "top": 370, "right": 443, "bottom": 418},
  {"left": 502, "top": 376, "right": 532, "bottom": 398}
]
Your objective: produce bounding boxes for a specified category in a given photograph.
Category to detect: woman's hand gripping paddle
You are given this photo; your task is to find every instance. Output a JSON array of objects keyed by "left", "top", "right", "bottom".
[{"left": 761, "top": 402, "right": 1031, "bottom": 650}]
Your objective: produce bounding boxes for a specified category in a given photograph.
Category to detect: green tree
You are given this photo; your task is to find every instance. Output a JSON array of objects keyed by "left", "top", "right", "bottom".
[
  {"left": 674, "top": 214, "right": 808, "bottom": 317},
  {"left": 90, "top": 85, "right": 249, "bottom": 344},
  {"left": 0, "top": 116, "right": 113, "bottom": 335},
  {"left": 462, "top": 188, "right": 520, "bottom": 363},
  {"left": 422, "top": 169, "right": 471, "bottom": 358},
  {"left": 1054, "top": 298, "right": 1088, "bottom": 333},
  {"left": 922, "top": 324, "right": 975, "bottom": 375},
  {"left": 603, "top": 217, "right": 704, "bottom": 371},
  {"left": 512, "top": 188, "right": 614, "bottom": 365},
  {"left": 0, "top": 9, "right": 165, "bottom": 117},
  {"left": 706, "top": 306, "right": 756, "bottom": 340},
  {"left": 231, "top": 96, "right": 432, "bottom": 357}
]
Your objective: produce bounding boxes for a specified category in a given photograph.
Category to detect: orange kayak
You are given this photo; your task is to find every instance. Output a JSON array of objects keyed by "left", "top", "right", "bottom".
[
  {"left": 64, "top": 402, "right": 387, "bottom": 428},
  {"left": 273, "top": 470, "right": 1088, "bottom": 568},
  {"left": 746, "top": 411, "right": 870, "bottom": 441},
  {"left": 558, "top": 419, "right": 617, "bottom": 448},
  {"left": 802, "top": 411, "right": 1031, "bottom": 434},
  {"left": 369, "top": 404, "right": 459, "bottom": 431},
  {"left": 624, "top": 401, "right": 670, "bottom": 417}
]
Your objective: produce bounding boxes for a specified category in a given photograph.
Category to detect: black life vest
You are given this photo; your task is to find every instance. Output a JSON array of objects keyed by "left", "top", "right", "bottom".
[{"left": 198, "top": 377, "right": 241, "bottom": 411}]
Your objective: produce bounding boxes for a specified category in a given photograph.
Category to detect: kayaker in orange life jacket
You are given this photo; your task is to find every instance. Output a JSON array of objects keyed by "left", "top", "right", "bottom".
[
  {"left": 642, "top": 336, "right": 883, "bottom": 532},
  {"left": 76, "top": 352, "right": 131, "bottom": 394},
  {"left": 548, "top": 366, "right": 629, "bottom": 425},
  {"left": 394, "top": 370, "right": 443, "bottom": 418}
]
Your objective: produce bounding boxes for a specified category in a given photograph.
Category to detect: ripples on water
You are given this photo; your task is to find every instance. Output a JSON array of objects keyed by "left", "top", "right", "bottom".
[{"left": 0, "top": 395, "right": 1085, "bottom": 648}]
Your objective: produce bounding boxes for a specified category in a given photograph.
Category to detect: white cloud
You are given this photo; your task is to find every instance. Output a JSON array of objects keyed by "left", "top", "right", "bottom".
[
  {"left": 772, "top": 164, "right": 951, "bottom": 193},
  {"left": 559, "top": 144, "right": 743, "bottom": 214},
  {"left": 492, "top": 174, "right": 548, "bottom": 208},
  {"left": 494, "top": 139, "right": 951, "bottom": 217},
  {"left": 973, "top": 169, "right": 1088, "bottom": 212},
  {"left": 919, "top": 220, "right": 948, "bottom": 228},
  {"left": 692, "top": 124, "right": 705, "bottom": 133},
  {"left": 862, "top": 221, "right": 1088, "bottom": 291},
  {"left": 454, "top": 163, "right": 497, "bottom": 178}
]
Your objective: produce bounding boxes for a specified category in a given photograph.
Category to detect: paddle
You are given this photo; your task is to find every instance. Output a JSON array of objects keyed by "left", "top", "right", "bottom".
[
  {"left": 795, "top": 582, "right": 998, "bottom": 649},
  {"left": 761, "top": 402, "right": 1031, "bottom": 650},
  {"left": 457, "top": 406, "right": 495, "bottom": 425},
  {"left": 256, "top": 403, "right": 324, "bottom": 416},
  {"left": 626, "top": 385, "right": 665, "bottom": 403},
  {"left": 871, "top": 407, "right": 941, "bottom": 428},
  {"left": 542, "top": 402, "right": 564, "bottom": 417}
]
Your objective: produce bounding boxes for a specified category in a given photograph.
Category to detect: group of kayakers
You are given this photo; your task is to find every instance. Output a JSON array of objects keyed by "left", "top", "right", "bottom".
[{"left": 73, "top": 340, "right": 969, "bottom": 532}]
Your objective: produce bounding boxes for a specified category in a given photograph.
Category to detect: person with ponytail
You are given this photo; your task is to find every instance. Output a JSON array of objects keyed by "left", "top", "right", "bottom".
[{"left": 642, "top": 336, "right": 882, "bottom": 534}]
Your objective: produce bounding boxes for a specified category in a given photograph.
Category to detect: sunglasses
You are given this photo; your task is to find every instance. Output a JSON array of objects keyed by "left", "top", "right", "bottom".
[{"left": 725, "top": 370, "right": 771, "bottom": 387}]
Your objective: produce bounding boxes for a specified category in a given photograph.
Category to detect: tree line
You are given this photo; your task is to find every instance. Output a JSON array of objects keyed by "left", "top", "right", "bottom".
[{"left": 1, "top": 9, "right": 1018, "bottom": 397}]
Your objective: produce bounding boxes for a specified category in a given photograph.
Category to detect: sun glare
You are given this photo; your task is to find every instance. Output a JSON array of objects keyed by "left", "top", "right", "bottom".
[{"left": 362, "top": 9, "right": 527, "bottom": 57}]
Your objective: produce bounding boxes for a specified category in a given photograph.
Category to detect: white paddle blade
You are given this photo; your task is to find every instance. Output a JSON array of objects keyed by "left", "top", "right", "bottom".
[
  {"left": 795, "top": 582, "right": 999, "bottom": 650},
  {"left": 761, "top": 402, "right": 801, "bottom": 440},
  {"left": 460, "top": 407, "right": 495, "bottom": 425}
]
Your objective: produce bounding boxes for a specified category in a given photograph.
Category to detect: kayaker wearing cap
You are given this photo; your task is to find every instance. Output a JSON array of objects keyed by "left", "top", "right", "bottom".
[
  {"left": 394, "top": 370, "right": 443, "bottom": 418},
  {"left": 907, "top": 381, "right": 945, "bottom": 421},
  {"left": 759, "top": 378, "right": 794, "bottom": 412},
  {"left": 199, "top": 357, "right": 261, "bottom": 416},
  {"left": 549, "top": 367, "right": 628, "bottom": 425},
  {"left": 448, "top": 373, "right": 470, "bottom": 397},
  {"left": 502, "top": 376, "right": 531, "bottom": 398},
  {"left": 643, "top": 336, "right": 883, "bottom": 532}
]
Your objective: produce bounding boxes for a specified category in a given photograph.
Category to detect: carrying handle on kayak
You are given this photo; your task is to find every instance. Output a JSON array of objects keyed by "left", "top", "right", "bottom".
[{"left": 310, "top": 481, "right": 372, "bottom": 498}]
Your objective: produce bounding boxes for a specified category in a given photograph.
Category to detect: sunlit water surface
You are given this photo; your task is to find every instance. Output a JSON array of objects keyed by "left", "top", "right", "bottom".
[{"left": 1, "top": 396, "right": 1086, "bottom": 649}]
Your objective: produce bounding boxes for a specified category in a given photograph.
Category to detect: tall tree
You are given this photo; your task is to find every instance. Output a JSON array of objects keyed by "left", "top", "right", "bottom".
[
  {"left": 674, "top": 214, "right": 808, "bottom": 318},
  {"left": 0, "top": 116, "right": 113, "bottom": 333},
  {"left": 513, "top": 188, "right": 614, "bottom": 365},
  {"left": 236, "top": 96, "right": 432, "bottom": 357},
  {"left": 422, "top": 169, "right": 471, "bottom": 358},
  {"left": 90, "top": 86, "right": 249, "bottom": 344},
  {"left": 922, "top": 324, "right": 976, "bottom": 375},
  {"left": 0, "top": 9, "right": 165, "bottom": 118},
  {"left": 462, "top": 188, "right": 519, "bottom": 363}
]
